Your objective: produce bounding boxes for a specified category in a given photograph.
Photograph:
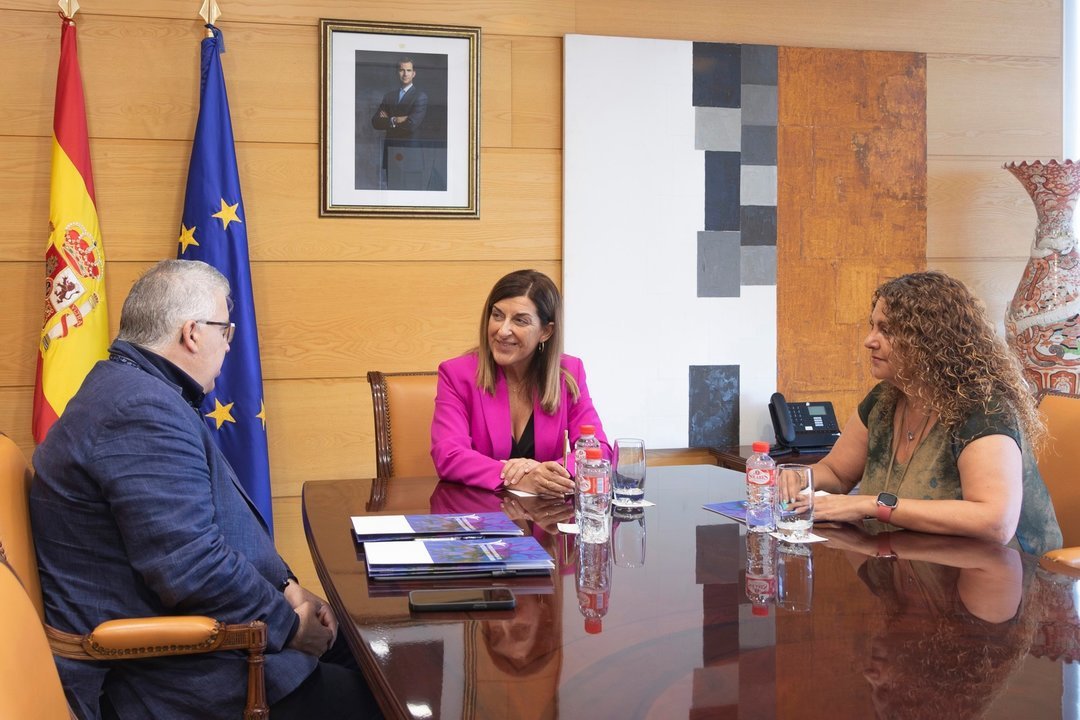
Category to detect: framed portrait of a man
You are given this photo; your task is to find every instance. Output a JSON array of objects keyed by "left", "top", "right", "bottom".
[{"left": 320, "top": 19, "right": 480, "bottom": 218}]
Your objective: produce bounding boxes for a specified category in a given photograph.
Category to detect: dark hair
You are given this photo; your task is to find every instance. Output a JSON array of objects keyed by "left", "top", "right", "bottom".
[{"left": 476, "top": 269, "right": 577, "bottom": 413}]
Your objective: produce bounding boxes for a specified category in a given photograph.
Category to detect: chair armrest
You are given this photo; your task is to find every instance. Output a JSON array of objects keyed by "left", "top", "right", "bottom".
[
  {"left": 46, "top": 617, "right": 266, "bottom": 660},
  {"left": 1040, "top": 547, "right": 1080, "bottom": 577}
]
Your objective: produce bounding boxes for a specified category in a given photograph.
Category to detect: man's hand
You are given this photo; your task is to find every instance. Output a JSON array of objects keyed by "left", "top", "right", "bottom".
[
  {"left": 284, "top": 580, "right": 339, "bottom": 650},
  {"left": 288, "top": 600, "right": 334, "bottom": 657}
]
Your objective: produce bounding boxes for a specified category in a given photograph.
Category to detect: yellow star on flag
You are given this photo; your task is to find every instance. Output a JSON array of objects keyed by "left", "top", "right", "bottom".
[
  {"left": 178, "top": 224, "right": 199, "bottom": 254},
  {"left": 256, "top": 399, "right": 267, "bottom": 430},
  {"left": 211, "top": 198, "right": 242, "bottom": 230},
  {"left": 206, "top": 398, "right": 236, "bottom": 430}
]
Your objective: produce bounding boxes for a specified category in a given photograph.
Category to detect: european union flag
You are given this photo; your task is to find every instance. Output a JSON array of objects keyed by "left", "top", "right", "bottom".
[{"left": 178, "top": 26, "right": 274, "bottom": 535}]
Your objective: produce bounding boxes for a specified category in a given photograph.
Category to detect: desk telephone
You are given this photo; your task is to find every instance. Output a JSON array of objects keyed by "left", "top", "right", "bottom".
[{"left": 769, "top": 392, "right": 841, "bottom": 451}]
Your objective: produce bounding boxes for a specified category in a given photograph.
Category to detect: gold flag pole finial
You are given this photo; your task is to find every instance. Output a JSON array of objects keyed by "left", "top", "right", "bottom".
[
  {"left": 199, "top": 0, "right": 221, "bottom": 36},
  {"left": 58, "top": 0, "right": 80, "bottom": 20}
]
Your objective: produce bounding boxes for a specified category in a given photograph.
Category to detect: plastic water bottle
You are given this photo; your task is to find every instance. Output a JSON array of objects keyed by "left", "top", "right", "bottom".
[
  {"left": 573, "top": 424, "right": 600, "bottom": 477},
  {"left": 745, "top": 531, "right": 777, "bottom": 617},
  {"left": 745, "top": 441, "right": 776, "bottom": 532},
  {"left": 576, "top": 447, "right": 612, "bottom": 544},
  {"left": 576, "top": 539, "right": 611, "bottom": 634}
]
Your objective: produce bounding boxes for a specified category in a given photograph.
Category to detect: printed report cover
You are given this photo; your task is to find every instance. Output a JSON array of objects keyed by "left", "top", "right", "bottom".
[
  {"left": 351, "top": 512, "right": 525, "bottom": 542},
  {"left": 364, "top": 536, "right": 555, "bottom": 579},
  {"left": 703, "top": 500, "right": 747, "bottom": 524}
]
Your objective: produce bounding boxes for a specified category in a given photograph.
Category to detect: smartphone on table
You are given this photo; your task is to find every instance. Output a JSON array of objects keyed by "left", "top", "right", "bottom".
[{"left": 408, "top": 588, "right": 516, "bottom": 612}]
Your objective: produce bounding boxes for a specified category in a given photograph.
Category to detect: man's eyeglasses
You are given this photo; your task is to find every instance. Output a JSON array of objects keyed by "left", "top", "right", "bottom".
[{"left": 196, "top": 320, "right": 236, "bottom": 344}]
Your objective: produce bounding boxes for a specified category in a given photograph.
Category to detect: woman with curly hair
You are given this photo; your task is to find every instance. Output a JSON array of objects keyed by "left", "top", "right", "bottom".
[{"left": 812, "top": 271, "right": 1061, "bottom": 552}]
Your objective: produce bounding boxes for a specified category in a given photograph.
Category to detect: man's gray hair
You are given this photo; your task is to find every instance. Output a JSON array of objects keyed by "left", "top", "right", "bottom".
[{"left": 117, "top": 260, "right": 230, "bottom": 350}]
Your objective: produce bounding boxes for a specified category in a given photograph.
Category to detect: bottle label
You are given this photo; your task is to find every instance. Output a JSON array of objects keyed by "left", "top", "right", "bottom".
[
  {"left": 746, "top": 573, "right": 777, "bottom": 598},
  {"left": 578, "top": 474, "right": 610, "bottom": 494},
  {"left": 747, "top": 467, "right": 775, "bottom": 486}
]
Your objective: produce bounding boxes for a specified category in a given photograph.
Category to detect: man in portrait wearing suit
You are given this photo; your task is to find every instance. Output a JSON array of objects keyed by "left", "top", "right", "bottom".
[
  {"left": 30, "top": 260, "right": 380, "bottom": 720},
  {"left": 370, "top": 57, "right": 429, "bottom": 190}
]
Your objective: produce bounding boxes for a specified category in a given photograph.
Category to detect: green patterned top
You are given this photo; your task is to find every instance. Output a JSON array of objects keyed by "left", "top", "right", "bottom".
[{"left": 856, "top": 382, "right": 1061, "bottom": 555}]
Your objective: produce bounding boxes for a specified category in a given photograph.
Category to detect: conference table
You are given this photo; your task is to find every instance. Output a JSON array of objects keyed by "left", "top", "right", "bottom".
[{"left": 302, "top": 465, "right": 1079, "bottom": 719}]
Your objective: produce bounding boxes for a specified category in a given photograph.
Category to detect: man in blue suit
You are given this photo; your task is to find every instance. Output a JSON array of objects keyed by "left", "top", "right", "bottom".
[
  {"left": 31, "top": 260, "right": 379, "bottom": 719},
  {"left": 370, "top": 58, "right": 429, "bottom": 190}
]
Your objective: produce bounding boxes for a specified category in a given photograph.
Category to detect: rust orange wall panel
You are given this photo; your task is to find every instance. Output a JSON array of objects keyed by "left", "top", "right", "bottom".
[{"left": 777, "top": 47, "right": 927, "bottom": 420}]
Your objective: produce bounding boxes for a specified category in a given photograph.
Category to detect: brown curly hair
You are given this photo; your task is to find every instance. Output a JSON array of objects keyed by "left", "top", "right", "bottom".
[{"left": 872, "top": 271, "right": 1044, "bottom": 446}]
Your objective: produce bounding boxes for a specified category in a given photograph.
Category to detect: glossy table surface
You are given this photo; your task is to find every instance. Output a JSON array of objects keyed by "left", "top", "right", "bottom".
[{"left": 302, "top": 466, "right": 1080, "bottom": 720}]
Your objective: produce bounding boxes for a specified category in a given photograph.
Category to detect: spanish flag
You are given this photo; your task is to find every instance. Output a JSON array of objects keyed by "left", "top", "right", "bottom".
[{"left": 32, "top": 14, "right": 109, "bottom": 443}]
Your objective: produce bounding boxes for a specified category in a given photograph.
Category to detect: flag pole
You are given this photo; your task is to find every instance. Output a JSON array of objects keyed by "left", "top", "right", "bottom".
[
  {"left": 58, "top": 0, "right": 79, "bottom": 20},
  {"left": 199, "top": 0, "right": 220, "bottom": 35}
]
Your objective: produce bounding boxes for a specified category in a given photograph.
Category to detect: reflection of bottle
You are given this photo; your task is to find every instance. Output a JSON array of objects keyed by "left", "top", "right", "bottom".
[
  {"left": 745, "top": 531, "right": 777, "bottom": 616},
  {"left": 576, "top": 539, "right": 611, "bottom": 634}
]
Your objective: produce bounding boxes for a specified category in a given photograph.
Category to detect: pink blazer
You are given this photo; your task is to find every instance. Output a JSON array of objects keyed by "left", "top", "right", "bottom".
[{"left": 430, "top": 352, "right": 611, "bottom": 490}]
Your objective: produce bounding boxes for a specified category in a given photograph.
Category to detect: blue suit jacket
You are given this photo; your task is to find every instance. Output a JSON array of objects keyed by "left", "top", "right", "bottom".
[{"left": 31, "top": 341, "right": 315, "bottom": 719}]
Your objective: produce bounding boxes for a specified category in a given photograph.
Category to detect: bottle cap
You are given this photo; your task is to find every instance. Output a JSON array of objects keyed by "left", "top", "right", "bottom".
[
  {"left": 585, "top": 447, "right": 602, "bottom": 460},
  {"left": 579, "top": 424, "right": 596, "bottom": 436},
  {"left": 752, "top": 441, "right": 770, "bottom": 454},
  {"left": 585, "top": 617, "right": 603, "bottom": 634},
  {"left": 752, "top": 603, "right": 769, "bottom": 617}
]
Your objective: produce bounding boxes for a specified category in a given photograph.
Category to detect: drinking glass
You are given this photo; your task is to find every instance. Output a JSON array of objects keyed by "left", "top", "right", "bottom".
[
  {"left": 775, "top": 464, "right": 814, "bottom": 540},
  {"left": 612, "top": 505, "right": 647, "bottom": 567},
  {"left": 612, "top": 438, "right": 647, "bottom": 507}
]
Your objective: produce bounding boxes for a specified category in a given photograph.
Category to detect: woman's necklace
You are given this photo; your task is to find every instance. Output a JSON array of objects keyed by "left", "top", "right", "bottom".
[
  {"left": 883, "top": 398, "right": 933, "bottom": 496},
  {"left": 901, "top": 400, "right": 930, "bottom": 443}
]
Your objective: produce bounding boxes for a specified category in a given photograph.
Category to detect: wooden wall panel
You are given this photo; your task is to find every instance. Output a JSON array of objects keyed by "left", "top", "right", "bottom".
[
  {"left": 0, "top": 140, "right": 561, "bottom": 263},
  {"left": 926, "top": 54, "right": 1062, "bottom": 157},
  {"left": 481, "top": 37, "right": 514, "bottom": 147},
  {"left": 928, "top": 156, "right": 1039, "bottom": 259},
  {"left": 778, "top": 47, "right": 927, "bottom": 422},
  {"left": 573, "top": 0, "right": 1060, "bottom": 56},
  {"left": 265, "top": 379, "right": 375, "bottom": 495},
  {"left": 929, "top": 258, "right": 1029, "bottom": 336},
  {"left": 510, "top": 36, "right": 563, "bottom": 149},
  {"left": 1, "top": 14, "right": 561, "bottom": 149},
  {"left": 0, "top": 1, "right": 580, "bottom": 36}
]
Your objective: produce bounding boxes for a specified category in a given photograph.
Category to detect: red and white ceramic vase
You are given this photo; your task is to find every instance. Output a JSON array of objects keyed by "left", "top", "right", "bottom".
[{"left": 1004, "top": 159, "right": 1080, "bottom": 395}]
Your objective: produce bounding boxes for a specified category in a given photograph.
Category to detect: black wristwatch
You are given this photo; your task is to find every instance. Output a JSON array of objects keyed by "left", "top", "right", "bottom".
[
  {"left": 280, "top": 573, "right": 298, "bottom": 592},
  {"left": 875, "top": 492, "right": 898, "bottom": 523}
]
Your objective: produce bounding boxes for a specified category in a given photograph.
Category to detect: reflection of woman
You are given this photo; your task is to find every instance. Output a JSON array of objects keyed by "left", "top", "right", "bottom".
[
  {"left": 431, "top": 270, "right": 611, "bottom": 495},
  {"left": 819, "top": 526, "right": 1035, "bottom": 719},
  {"left": 467, "top": 592, "right": 562, "bottom": 720},
  {"left": 812, "top": 272, "right": 1060, "bottom": 552},
  {"left": 427, "top": 481, "right": 566, "bottom": 718}
]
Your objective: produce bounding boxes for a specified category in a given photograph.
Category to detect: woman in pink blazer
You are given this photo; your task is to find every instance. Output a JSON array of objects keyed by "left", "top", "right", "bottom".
[{"left": 431, "top": 269, "right": 611, "bottom": 494}]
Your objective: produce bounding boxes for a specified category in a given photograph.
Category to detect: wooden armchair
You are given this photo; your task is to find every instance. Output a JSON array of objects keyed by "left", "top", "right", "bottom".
[
  {"left": 0, "top": 553, "right": 73, "bottom": 719},
  {"left": 367, "top": 371, "right": 438, "bottom": 511},
  {"left": 367, "top": 370, "right": 438, "bottom": 480},
  {"left": 1036, "top": 392, "right": 1080, "bottom": 547},
  {"left": 0, "top": 433, "right": 269, "bottom": 719}
]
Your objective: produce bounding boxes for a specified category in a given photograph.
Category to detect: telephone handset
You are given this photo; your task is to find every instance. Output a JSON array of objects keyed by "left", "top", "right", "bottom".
[{"left": 769, "top": 392, "right": 841, "bottom": 451}]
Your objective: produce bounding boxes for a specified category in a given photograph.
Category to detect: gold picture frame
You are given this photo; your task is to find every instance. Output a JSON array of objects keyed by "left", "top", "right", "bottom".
[{"left": 319, "top": 19, "right": 480, "bottom": 218}]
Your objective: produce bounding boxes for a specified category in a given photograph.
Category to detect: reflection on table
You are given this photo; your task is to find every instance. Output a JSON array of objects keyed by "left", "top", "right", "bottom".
[{"left": 302, "top": 465, "right": 1078, "bottom": 720}]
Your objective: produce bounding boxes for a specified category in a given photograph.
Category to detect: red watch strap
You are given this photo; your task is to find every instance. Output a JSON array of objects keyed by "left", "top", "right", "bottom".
[{"left": 876, "top": 501, "right": 894, "bottom": 523}]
